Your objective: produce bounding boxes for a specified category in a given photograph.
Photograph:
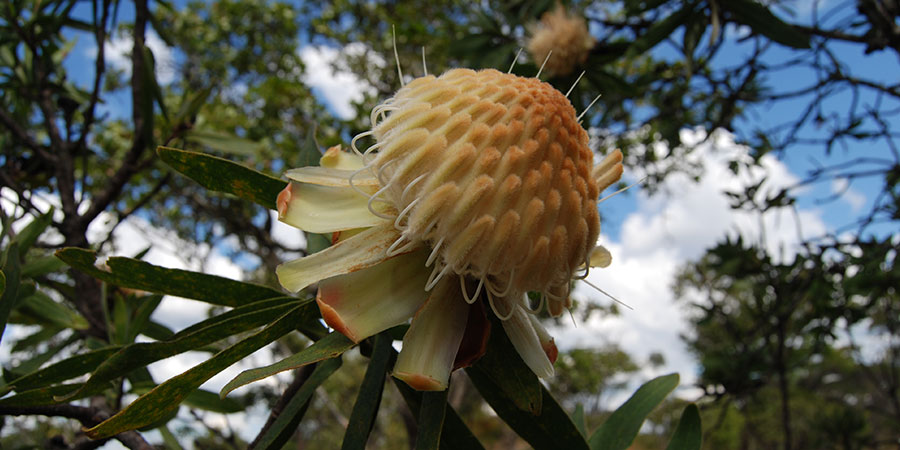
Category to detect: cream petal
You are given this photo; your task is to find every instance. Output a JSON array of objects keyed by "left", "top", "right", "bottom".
[
  {"left": 321, "top": 145, "right": 366, "bottom": 170},
  {"left": 276, "top": 222, "right": 404, "bottom": 293},
  {"left": 501, "top": 302, "right": 554, "bottom": 378},
  {"left": 393, "top": 275, "right": 469, "bottom": 391},
  {"left": 316, "top": 248, "right": 431, "bottom": 343},
  {"left": 284, "top": 166, "right": 378, "bottom": 188},
  {"left": 589, "top": 245, "right": 612, "bottom": 268},
  {"left": 528, "top": 314, "right": 558, "bottom": 364},
  {"left": 277, "top": 181, "right": 385, "bottom": 233}
]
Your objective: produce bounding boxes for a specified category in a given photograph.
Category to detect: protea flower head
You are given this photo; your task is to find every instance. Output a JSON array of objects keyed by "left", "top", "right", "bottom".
[
  {"left": 276, "top": 67, "right": 622, "bottom": 391},
  {"left": 527, "top": 4, "right": 596, "bottom": 77}
]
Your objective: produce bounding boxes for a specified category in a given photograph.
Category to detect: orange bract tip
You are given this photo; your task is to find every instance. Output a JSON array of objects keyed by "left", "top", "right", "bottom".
[
  {"left": 276, "top": 183, "right": 293, "bottom": 219},
  {"left": 316, "top": 297, "right": 361, "bottom": 343},
  {"left": 393, "top": 372, "right": 446, "bottom": 391}
]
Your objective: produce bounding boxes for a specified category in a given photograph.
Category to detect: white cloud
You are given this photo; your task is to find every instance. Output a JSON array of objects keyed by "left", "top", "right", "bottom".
[
  {"left": 831, "top": 178, "right": 867, "bottom": 212},
  {"left": 553, "top": 128, "right": 831, "bottom": 403},
  {"left": 299, "top": 43, "right": 382, "bottom": 120},
  {"left": 100, "top": 30, "right": 175, "bottom": 85}
]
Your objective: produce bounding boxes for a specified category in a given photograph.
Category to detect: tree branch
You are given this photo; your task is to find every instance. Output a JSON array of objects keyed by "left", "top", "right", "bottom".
[{"left": 0, "top": 404, "right": 154, "bottom": 450}]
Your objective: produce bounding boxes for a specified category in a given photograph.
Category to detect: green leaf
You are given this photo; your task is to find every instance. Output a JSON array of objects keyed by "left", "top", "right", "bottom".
[
  {"left": 14, "top": 291, "right": 89, "bottom": 330},
  {"left": 184, "top": 389, "right": 244, "bottom": 414},
  {"left": 665, "top": 404, "right": 702, "bottom": 450},
  {"left": 0, "top": 243, "right": 21, "bottom": 346},
  {"left": 588, "top": 373, "right": 680, "bottom": 450},
  {"left": 722, "top": 0, "right": 810, "bottom": 49},
  {"left": 416, "top": 389, "right": 449, "bottom": 450},
  {"left": 157, "top": 146, "right": 285, "bottom": 210},
  {"left": 11, "top": 209, "right": 53, "bottom": 252},
  {"left": 20, "top": 254, "right": 67, "bottom": 278},
  {"left": 392, "top": 377, "right": 485, "bottom": 450},
  {"left": 295, "top": 122, "right": 321, "bottom": 168},
  {"left": 61, "top": 298, "right": 304, "bottom": 402},
  {"left": 186, "top": 129, "right": 263, "bottom": 156},
  {"left": 252, "top": 358, "right": 343, "bottom": 450},
  {"left": 5, "top": 347, "right": 121, "bottom": 392},
  {"left": 174, "top": 86, "right": 213, "bottom": 124},
  {"left": 0, "top": 271, "right": 5, "bottom": 303},
  {"left": 342, "top": 332, "right": 393, "bottom": 450},
  {"left": 55, "top": 248, "right": 284, "bottom": 308},
  {"left": 470, "top": 316, "right": 542, "bottom": 414},
  {"left": 0, "top": 383, "right": 98, "bottom": 407},
  {"left": 467, "top": 366, "right": 588, "bottom": 450},
  {"left": 5, "top": 334, "right": 77, "bottom": 377},
  {"left": 125, "top": 294, "right": 163, "bottom": 343},
  {"left": 158, "top": 425, "right": 185, "bottom": 450},
  {"left": 220, "top": 330, "right": 352, "bottom": 398},
  {"left": 84, "top": 305, "right": 306, "bottom": 439},
  {"left": 573, "top": 403, "right": 588, "bottom": 438}
]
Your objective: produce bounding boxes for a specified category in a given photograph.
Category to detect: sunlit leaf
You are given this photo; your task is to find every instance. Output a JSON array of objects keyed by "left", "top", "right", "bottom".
[
  {"left": 665, "top": 404, "right": 702, "bottom": 450},
  {"left": 55, "top": 248, "right": 284, "bottom": 308},
  {"left": 573, "top": 403, "right": 588, "bottom": 438},
  {"left": 588, "top": 373, "right": 680, "bottom": 450},
  {"left": 220, "top": 330, "right": 353, "bottom": 398},
  {"left": 252, "top": 358, "right": 343, "bottom": 450},
  {"left": 84, "top": 305, "right": 306, "bottom": 439},
  {"left": 157, "top": 146, "right": 285, "bottom": 210}
]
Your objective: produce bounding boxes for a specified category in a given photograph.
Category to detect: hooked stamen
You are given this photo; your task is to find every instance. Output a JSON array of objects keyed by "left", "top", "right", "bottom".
[
  {"left": 425, "top": 236, "right": 445, "bottom": 267},
  {"left": 425, "top": 261, "right": 453, "bottom": 291},
  {"left": 460, "top": 276, "right": 485, "bottom": 305},
  {"left": 582, "top": 278, "right": 632, "bottom": 310},
  {"left": 486, "top": 290, "right": 516, "bottom": 321}
]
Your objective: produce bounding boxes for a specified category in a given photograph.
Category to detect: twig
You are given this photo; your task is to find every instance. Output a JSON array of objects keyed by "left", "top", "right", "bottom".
[{"left": 0, "top": 404, "right": 154, "bottom": 450}]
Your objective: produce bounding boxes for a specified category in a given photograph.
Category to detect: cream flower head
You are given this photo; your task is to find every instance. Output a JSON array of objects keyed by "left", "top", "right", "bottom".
[
  {"left": 527, "top": 5, "right": 596, "bottom": 77},
  {"left": 276, "top": 67, "right": 622, "bottom": 391}
]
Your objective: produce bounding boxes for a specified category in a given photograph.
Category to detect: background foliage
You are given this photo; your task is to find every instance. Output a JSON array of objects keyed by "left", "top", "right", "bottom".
[{"left": 1, "top": 0, "right": 897, "bottom": 448}]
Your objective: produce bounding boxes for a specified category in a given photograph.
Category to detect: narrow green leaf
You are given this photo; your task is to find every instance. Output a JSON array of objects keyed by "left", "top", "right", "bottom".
[
  {"left": 10, "top": 326, "right": 63, "bottom": 353},
  {"left": 158, "top": 425, "right": 185, "bottom": 450},
  {"left": 157, "top": 146, "right": 285, "bottom": 210},
  {"left": 252, "top": 358, "right": 343, "bottom": 450},
  {"left": 0, "top": 383, "right": 100, "bottom": 407},
  {"left": 220, "top": 330, "right": 352, "bottom": 398},
  {"left": 174, "top": 86, "right": 213, "bottom": 124},
  {"left": 55, "top": 248, "right": 284, "bottom": 307},
  {"left": 84, "top": 305, "right": 306, "bottom": 439},
  {"left": 467, "top": 365, "right": 588, "bottom": 450},
  {"left": 295, "top": 122, "right": 321, "bottom": 167},
  {"left": 416, "top": 389, "right": 449, "bottom": 450},
  {"left": 392, "top": 377, "right": 485, "bottom": 450},
  {"left": 723, "top": 0, "right": 810, "bottom": 49},
  {"left": 0, "top": 271, "right": 5, "bottom": 303},
  {"left": 0, "top": 244, "right": 21, "bottom": 346},
  {"left": 15, "top": 291, "right": 89, "bottom": 330},
  {"left": 11, "top": 209, "right": 53, "bottom": 252},
  {"left": 142, "top": 46, "right": 169, "bottom": 123},
  {"left": 186, "top": 129, "right": 263, "bottom": 156},
  {"left": 342, "top": 332, "right": 393, "bottom": 450},
  {"left": 20, "top": 254, "right": 67, "bottom": 278},
  {"left": 6, "top": 334, "right": 77, "bottom": 377},
  {"left": 124, "top": 295, "right": 163, "bottom": 343},
  {"left": 184, "top": 389, "right": 244, "bottom": 414},
  {"left": 573, "top": 403, "right": 588, "bottom": 438},
  {"left": 588, "top": 373, "right": 680, "bottom": 450},
  {"left": 471, "top": 316, "right": 542, "bottom": 414},
  {"left": 665, "top": 404, "right": 702, "bottom": 450},
  {"left": 61, "top": 298, "right": 303, "bottom": 402},
  {"left": 6, "top": 347, "right": 121, "bottom": 391}
]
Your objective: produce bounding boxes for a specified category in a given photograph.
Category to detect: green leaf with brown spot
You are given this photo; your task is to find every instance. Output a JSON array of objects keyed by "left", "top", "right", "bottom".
[
  {"left": 84, "top": 305, "right": 306, "bottom": 439},
  {"left": 55, "top": 248, "right": 284, "bottom": 308},
  {"left": 157, "top": 146, "right": 285, "bottom": 210}
]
